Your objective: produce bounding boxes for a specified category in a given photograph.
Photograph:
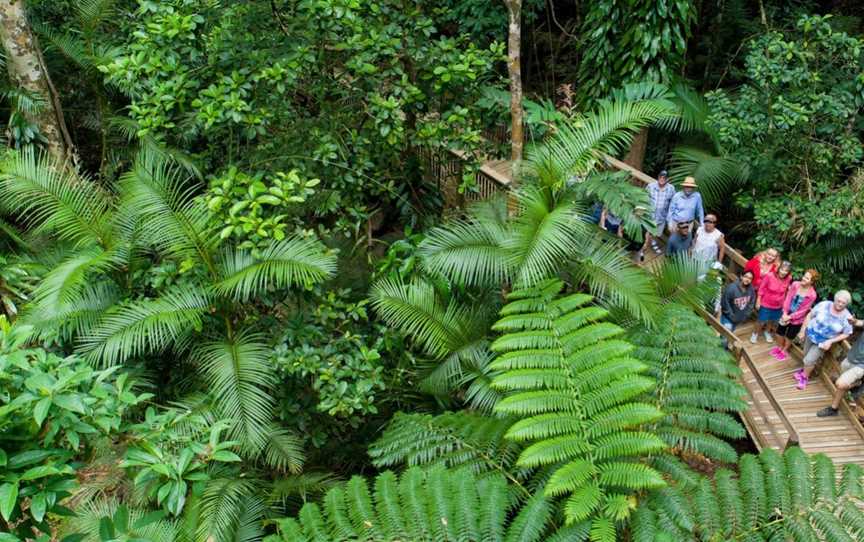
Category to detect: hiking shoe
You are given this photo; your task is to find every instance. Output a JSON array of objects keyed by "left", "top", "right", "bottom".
[
  {"left": 816, "top": 406, "right": 839, "bottom": 417},
  {"left": 651, "top": 240, "right": 662, "bottom": 254},
  {"left": 769, "top": 347, "right": 781, "bottom": 358},
  {"left": 750, "top": 332, "right": 758, "bottom": 344},
  {"left": 764, "top": 332, "right": 774, "bottom": 343},
  {"left": 775, "top": 351, "right": 788, "bottom": 361},
  {"left": 796, "top": 374, "right": 809, "bottom": 390},
  {"left": 638, "top": 250, "right": 645, "bottom": 262}
]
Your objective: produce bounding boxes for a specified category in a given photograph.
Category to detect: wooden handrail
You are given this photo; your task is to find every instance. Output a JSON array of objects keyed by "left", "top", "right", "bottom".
[{"left": 697, "top": 307, "right": 800, "bottom": 450}]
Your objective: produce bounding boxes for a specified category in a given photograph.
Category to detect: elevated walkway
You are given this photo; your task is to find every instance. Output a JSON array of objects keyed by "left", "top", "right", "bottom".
[{"left": 428, "top": 147, "right": 864, "bottom": 467}]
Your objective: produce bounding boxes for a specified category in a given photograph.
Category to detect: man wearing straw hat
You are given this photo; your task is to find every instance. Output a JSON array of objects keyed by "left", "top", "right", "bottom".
[{"left": 666, "top": 176, "right": 704, "bottom": 235}]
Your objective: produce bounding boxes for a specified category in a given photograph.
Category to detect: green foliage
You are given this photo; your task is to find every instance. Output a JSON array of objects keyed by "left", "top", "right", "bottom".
[
  {"left": 0, "top": 321, "right": 148, "bottom": 538},
  {"left": 578, "top": 0, "right": 697, "bottom": 102},
  {"left": 205, "top": 167, "right": 320, "bottom": 251},
  {"left": 368, "top": 411, "right": 523, "bottom": 480},
  {"left": 632, "top": 447, "right": 864, "bottom": 541},
  {"left": 265, "top": 467, "right": 579, "bottom": 542},
  {"left": 95, "top": 0, "right": 504, "bottom": 230},
  {"left": 706, "top": 15, "right": 864, "bottom": 254},
  {"left": 490, "top": 279, "right": 666, "bottom": 535},
  {"left": 627, "top": 304, "right": 747, "bottom": 467},
  {"left": 120, "top": 420, "right": 242, "bottom": 516}
]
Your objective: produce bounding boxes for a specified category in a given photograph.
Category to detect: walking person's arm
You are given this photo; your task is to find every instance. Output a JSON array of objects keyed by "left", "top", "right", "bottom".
[
  {"left": 696, "top": 194, "right": 705, "bottom": 225},
  {"left": 797, "top": 310, "right": 813, "bottom": 340},
  {"left": 717, "top": 234, "right": 725, "bottom": 264},
  {"left": 600, "top": 208, "right": 607, "bottom": 231}
]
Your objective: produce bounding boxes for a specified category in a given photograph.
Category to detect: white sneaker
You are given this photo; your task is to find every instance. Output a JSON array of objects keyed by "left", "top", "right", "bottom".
[
  {"left": 750, "top": 332, "right": 758, "bottom": 344},
  {"left": 764, "top": 332, "right": 774, "bottom": 343}
]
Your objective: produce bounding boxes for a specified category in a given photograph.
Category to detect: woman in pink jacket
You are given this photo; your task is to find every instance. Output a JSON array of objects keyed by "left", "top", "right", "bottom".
[
  {"left": 752, "top": 261, "right": 793, "bottom": 344},
  {"left": 771, "top": 268, "right": 820, "bottom": 361}
]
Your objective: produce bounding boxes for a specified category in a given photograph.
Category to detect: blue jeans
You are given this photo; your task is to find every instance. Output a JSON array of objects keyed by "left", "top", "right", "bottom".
[{"left": 720, "top": 316, "right": 737, "bottom": 348}]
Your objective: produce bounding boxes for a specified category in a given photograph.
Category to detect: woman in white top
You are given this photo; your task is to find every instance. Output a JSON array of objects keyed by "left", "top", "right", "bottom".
[{"left": 691, "top": 213, "right": 726, "bottom": 265}]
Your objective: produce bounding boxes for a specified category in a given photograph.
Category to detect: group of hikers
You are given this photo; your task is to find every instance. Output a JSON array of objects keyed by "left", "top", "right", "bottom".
[{"left": 600, "top": 170, "right": 863, "bottom": 420}]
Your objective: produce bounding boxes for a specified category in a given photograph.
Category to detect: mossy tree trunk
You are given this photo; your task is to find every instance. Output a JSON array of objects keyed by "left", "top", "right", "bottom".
[{"left": 0, "top": 0, "right": 74, "bottom": 163}]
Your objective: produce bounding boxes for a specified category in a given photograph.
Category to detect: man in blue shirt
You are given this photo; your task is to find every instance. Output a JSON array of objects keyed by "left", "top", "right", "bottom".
[{"left": 666, "top": 176, "right": 705, "bottom": 235}]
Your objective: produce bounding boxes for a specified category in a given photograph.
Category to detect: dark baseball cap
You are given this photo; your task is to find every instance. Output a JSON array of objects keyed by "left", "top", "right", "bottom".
[{"left": 658, "top": 170, "right": 668, "bottom": 177}]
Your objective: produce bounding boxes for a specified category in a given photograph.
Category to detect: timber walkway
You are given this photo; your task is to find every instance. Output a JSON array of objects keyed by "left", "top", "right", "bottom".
[{"left": 428, "top": 147, "right": 864, "bottom": 467}]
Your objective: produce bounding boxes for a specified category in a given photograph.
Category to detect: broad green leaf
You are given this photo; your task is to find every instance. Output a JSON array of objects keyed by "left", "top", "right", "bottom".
[
  {"left": 0, "top": 533, "right": 21, "bottom": 542},
  {"left": 211, "top": 450, "right": 242, "bottom": 462},
  {"left": 0, "top": 482, "right": 19, "bottom": 521},
  {"left": 0, "top": 449, "right": 6, "bottom": 467},
  {"left": 20, "top": 465, "right": 60, "bottom": 481},
  {"left": 33, "top": 397, "right": 52, "bottom": 427},
  {"left": 53, "top": 394, "right": 87, "bottom": 414},
  {"left": 30, "top": 493, "right": 46, "bottom": 523}
]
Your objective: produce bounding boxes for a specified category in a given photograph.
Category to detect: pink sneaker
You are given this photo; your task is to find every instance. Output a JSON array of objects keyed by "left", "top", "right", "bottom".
[
  {"left": 769, "top": 347, "right": 781, "bottom": 359},
  {"left": 776, "top": 351, "right": 788, "bottom": 361},
  {"left": 796, "top": 374, "right": 809, "bottom": 390}
]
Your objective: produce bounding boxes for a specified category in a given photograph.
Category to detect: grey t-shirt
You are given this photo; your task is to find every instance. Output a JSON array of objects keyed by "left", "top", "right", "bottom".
[{"left": 847, "top": 333, "right": 864, "bottom": 367}]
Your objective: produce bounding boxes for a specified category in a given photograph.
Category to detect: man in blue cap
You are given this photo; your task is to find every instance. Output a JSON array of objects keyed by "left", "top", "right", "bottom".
[{"left": 640, "top": 169, "right": 676, "bottom": 259}]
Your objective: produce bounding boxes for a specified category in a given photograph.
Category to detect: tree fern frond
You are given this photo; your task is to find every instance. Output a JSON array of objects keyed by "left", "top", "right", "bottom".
[
  {"left": 639, "top": 447, "right": 864, "bottom": 540},
  {"left": 77, "top": 288, "right": 209, "bottom": 366},
  {"left": 627, "top": 304, "right": 747, "bottom": 467},
  {"left": 490, "top": 279, "right": 665, "bottom": 525},
  {"left": 267, "top": 468, "right": 558, "bottom": 542},
  {"left": 214, "top": 237, "right": 336, "bottom": 301},
  {"left": 368, "top": 411, "right": 523, "bottom": 479}
]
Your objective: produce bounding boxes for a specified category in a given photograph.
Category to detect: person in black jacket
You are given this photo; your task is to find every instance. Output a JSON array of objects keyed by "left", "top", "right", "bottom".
[{"left": 720, "top": 270, "right": 755, "bottom": 345}]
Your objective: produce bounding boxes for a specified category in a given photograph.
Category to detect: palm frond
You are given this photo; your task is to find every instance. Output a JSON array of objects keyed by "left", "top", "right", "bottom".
[
  {"left": 527, "top": 99, "right": 676, "bottom": 184},
  {"left": 567, "top": 235, "right": 660, "bottom": 324},
  {"left": 370, "top": 277, "right": 495, "bottom": 398},
  {"left": 29, "top": 245, "right": 122, "bottom": 309},
  {"left": 506, "top": 186, "right": 588, "bottom": 288},
  {"left": 194, "top": 332, "right": 277, "bottom": 454},
  {"left": 214, "top": 237, "right": 336, "bottom": 301},
  {"left": 118, "top": 151, "right": 213, "bottom": 269},
  {"left": 669, "top": 146, "right": 747, "bottom": 208},
  {"left": 77, "top": 287, "right": 210, "bottom": 366},
  {"left": 563, "top": 171, "right": 655, "bottom": 240},
  {"left": 0, "top": 147, "right": 113, "bottom": 246},
  {"left": 261, "top": 427, "right": 305, "bottom": 474},
  {"left": 23, "top": 280, "right": 120, "bottom": 342},
  {"left": 418, "top": 197, "right": 512, "bottom": 288},
  {"left": 197, "top": 477, "right": 264, "bottom": 542}
]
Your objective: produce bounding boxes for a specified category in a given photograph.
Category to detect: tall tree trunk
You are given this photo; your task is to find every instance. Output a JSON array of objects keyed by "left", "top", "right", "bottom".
[
  {"left": 0, "top": 0, "right": 74, "bottom": 163},
  {"left": 505, "top": 0, "right": 523, "bottom": 175},
  {"left": 623, "top": 127, "right": 649, "bottom": 171}
]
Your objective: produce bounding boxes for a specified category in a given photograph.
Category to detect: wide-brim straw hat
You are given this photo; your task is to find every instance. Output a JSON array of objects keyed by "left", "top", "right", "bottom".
[{"left": 681, "top": 176, "right": 698, "bottom": 188}]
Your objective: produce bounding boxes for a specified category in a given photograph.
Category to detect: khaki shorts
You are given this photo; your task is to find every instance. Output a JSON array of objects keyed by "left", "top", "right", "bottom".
[
  {"left": 802, "top": 337, "right": 827, "bottom": 367},
  {"left": 837, "top": 360, "right": 864, "bottom": 388}
]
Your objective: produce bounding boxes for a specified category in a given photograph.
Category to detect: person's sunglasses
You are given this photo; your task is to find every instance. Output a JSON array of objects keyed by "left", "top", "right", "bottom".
[{"left": 704, "top": 219, "right": 716, "bottom": 223}]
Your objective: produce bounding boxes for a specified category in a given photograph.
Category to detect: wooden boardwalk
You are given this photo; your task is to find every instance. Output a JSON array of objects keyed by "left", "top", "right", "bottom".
[
  {"left": 733, "top": 321, "right": 864, "bottom": 464},
  {"left": 431, "top": 148, "right": 864, "bottom": 468}
]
